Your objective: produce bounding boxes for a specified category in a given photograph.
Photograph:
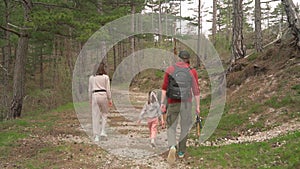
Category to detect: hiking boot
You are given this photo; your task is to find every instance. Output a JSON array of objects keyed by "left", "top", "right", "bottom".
[
  {"left": 94, "top": 135, "right": 100, "bottom": 142},
  {"left": 167, "top": 146, "right": 176, "bottom": 164},
  {"left": 178, "top": 151, "right": 185, "bottom": 158}
]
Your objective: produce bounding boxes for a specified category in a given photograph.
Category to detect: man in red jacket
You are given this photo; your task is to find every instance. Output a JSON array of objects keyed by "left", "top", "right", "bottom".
[{"left": 160, "top": 50, "right": 200, "bottom": 164}]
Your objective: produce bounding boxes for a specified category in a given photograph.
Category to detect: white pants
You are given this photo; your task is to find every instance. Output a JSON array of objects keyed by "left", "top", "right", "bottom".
[{"left": 92, "top": 93, "right": 108, "bottom": 136}]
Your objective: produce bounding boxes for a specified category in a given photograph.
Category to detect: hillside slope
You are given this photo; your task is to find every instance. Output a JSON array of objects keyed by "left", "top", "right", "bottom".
[{"left": 216, "top": 40, "right": 300, "bottom": 140}]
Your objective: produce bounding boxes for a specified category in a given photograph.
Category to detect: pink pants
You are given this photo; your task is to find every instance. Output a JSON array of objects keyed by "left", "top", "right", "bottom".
[{"left": 147, "top": 117, "right": 159, "bottom": 139}]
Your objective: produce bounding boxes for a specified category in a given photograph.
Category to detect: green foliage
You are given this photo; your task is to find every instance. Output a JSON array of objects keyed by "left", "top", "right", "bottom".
[
  {"left": 155, "top": 70, "right": 164, "bottom": 78},
  {"left": 291, "top": 84, "right": 300, "bottom": 94},
  {"left": 51, "top": 102, "right": 74, "bottom": 113},
  {"left": 0, "top": 131, "right": 27, "bottom": 147},
  {"left": 265, "top": 95, "right": 294, "bottom": 109},
  {"left": 247, "top": 103, "right": 263, "bottom": 114},
  {"left": 189, "top": 131, "right": 300, "bottom": 168}
]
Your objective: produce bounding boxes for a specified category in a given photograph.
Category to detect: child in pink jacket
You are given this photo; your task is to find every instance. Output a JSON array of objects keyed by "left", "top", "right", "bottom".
[{"left": 137, "top": 91, "right": 164, "bottom": 147}]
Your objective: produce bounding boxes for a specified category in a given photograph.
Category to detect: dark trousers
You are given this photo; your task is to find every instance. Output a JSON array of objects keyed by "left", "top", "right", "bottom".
[{"left": 166, "top": 102, "right": 192, "bottom": 153}]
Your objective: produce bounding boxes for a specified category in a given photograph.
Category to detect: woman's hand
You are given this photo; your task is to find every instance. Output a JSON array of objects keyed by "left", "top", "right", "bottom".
[{"left": 108, "top": 100, "right": 113, "bottom": 107}]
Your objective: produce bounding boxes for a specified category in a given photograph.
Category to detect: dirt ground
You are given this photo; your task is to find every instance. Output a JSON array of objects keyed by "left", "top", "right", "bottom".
[{"left": 1, "top": 90, "right": 299, "bottom": 169}]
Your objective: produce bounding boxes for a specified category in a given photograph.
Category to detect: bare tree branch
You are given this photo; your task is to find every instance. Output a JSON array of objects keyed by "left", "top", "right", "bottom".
[
  {"left": 0, "top": 63, "right": 8, "bottom": 72},
  {"left": 0, "top": 25, "right": 20, "bottom": 36}
]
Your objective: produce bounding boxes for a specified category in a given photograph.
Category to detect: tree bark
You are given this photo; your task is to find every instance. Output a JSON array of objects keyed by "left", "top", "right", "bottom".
[
  {"left": 231, "top": 0, "right": 245, "bottom": 65},
  {"left": 2, "top": 0, "right": 11, "bottom": 120},
  {"left": 223, "top": 0, "right": 232, "bottom": 41},
  {"left": 113, "top": 45, "right": 117, "bottom": 71},
  {"left": 9, "top": 0, "right": 32, "bottom": 119},
  {"left": 281, "top": 0, "right": 300, "bottom": 48},
  {"left": 255, "top": 0, "right": 263, "bottom": 52},
  {"left": 212, "top": 0, "right": 217, "bottom": 45},
  {"left": 131, "top": 1, "right": 136, "bottom": 56},
  {"left": 158, "top": 0, "right": 162, "bottom": 43},
  {"left": 196, "top": 0, "right": 202, "bottom": 68},
  {"left": 39, "top": 47, "right": 44, "bottom": 90},
  {"left": 97, "top": 0, "right": 103, "bottom": 14},
  {"left": 9, "top": 31, "right": 29, "bottom": 119}
]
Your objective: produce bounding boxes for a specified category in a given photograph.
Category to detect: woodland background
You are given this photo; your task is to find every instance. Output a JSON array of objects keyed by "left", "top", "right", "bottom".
[{"left": 0, "top": 0, "right": 300, "bottom": 168}]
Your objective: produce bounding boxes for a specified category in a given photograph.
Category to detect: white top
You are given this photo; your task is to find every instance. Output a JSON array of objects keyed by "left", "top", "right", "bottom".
[
  {"left": 139, "top": 92, "right": 161, "bottom": 120},
  {"left": 88, "top": 74, "right": 112, "bottom": 100}
]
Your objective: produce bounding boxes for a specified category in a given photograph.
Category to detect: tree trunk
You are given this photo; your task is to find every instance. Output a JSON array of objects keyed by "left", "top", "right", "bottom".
[
  {"left": 9, "top": 31, "right": 29, "bottom": 119},
  {"left": 9, "top": 0, "right": 32, "bottom": 119},
  {"left": 282, "top": 0, "right": 300, "bottom": 48},
  {"left": 100, "top": 41, "right": 108, "bottom": 74},
  {"left": 130, "top": 1, "right": 136, "bottom": 78},
  {"left": 255, "top": 0, "right": 263, "bottom": 52},
  {"left": 212, "top": 0, "right": 217, "bottom": 45},
  {"left": 2, "top": 0, "right": 11, "bottom": 120},
  {"left": 113, "top": 45, "right": 117, "bottom": 71},
  {"left": 39, "top": 47, "right": 44, "bottom": 90},
  {"left": 131, "top": 1, "right": 135, "bottom": 56},
  {"left": 65, "top": 36, "right": 73, "bottom": 78},
  {"left": 196, "top": 0, "right": 202, "bottom": 68},
  {"left": 231, "top": 0, "right": 245, "bottom": 65},
  {"left": 158, "top": 0, "right": 162, "bottom": 43},
  {"left": 97, "top": 0, "right": 103, "bottom": 14},
  {"left": 226, "top": 0, "right": 232, "bottom": 41}
]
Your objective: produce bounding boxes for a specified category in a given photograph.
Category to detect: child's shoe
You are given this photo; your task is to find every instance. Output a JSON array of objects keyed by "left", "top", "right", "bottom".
[{"left": 150, "top": 138, "right": 156, "bottom": 147}]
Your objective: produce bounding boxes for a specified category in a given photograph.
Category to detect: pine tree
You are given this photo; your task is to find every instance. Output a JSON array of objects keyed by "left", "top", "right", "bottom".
[
  {"left": 255, "top": 0, "right": 263, "bottom": 52},
  {"left": 231, "top": 0, "right": 245, "bottom": 66}
]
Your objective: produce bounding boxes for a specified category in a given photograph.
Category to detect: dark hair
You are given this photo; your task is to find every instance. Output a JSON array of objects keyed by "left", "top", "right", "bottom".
[{"left": 95, "top": 62, "right": 107, "bottom": 75}]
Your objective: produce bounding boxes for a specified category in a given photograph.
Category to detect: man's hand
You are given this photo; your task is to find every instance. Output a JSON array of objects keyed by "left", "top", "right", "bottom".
[{"left": 195, "top": 106, "right": 200, "bottom": 115}]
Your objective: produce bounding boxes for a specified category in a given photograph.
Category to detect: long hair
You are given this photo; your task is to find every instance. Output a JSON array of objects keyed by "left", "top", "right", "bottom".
[{"left": 94, "top": 62, "right": 107, "bottom": 76}]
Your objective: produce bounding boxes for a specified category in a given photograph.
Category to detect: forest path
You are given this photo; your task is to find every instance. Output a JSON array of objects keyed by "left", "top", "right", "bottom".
[
  {"left": 71, "top": 90, "right": 299, "bottom": 168},
  {"left": 3, "top": 91, "right": 299, "bottom": 169}
]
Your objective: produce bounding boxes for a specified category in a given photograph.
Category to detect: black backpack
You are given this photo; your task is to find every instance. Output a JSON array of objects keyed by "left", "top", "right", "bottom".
[{"left": 166, "top": 65, "right": 192, "bottom": 100}]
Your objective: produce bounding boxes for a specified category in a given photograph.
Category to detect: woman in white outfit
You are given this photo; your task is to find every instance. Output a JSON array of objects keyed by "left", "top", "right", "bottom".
[{"left": 89, "top": 63, "right": 112, "bottom": 142}]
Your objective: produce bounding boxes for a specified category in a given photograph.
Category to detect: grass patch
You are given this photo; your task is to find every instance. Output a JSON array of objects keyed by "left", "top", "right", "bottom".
[
  {"left": 265, "top": 95, "right": 294, "bottom": 109},
  {"left": 247, "top": 52, "right": 259, "bottom": 61},
  {"left": 23, "top": 145, "right": 71, "bottom": 169},
  {"left": 51, "top": 102, "right": 74, "bottom": 113},
  {"left": 292, "top": 84, "right": 300, "bottom": 94},
  {"left": 189, "top": 131, "right": 300, "bottom": 168},
  {"left": 247, "top": 103, "right": 263, "bottom": 114},
  {"left": 210, "top": 108, "right": 247, "bottom": 140},
  {"left": 155, "top": 70, "right": 164, "bottom": 78},
  {"left": 0, "top": 131, "right": 27, "bottom": 147},
  {"left": 218, "top": 113, "right": 247, "bottom": 130}
]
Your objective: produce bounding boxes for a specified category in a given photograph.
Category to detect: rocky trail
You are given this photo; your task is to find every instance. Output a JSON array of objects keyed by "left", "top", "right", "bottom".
[
  {"left": 2, "top": 91, "right": 299, "bottom": 169},
  {"left": 68, "top": 91, "right": 300, "bottom": 168}
]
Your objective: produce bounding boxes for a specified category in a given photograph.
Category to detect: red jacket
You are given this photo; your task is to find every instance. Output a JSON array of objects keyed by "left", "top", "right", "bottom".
[{"left": 162, "top": 62, "right": 200, "bottom": 104}]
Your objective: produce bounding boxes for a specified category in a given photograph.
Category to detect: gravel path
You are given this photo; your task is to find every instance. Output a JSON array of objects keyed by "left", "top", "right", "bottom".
[{"left": 72, "top": 91, "right": 300, "bottom": 168}]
